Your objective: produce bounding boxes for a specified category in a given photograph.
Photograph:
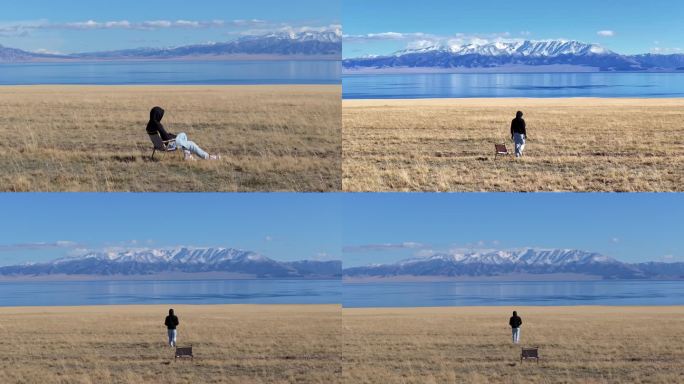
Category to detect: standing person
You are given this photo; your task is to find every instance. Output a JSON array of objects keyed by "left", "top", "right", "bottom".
[
  {"left": 165, "top": 308, "right": 180, "bottom": 347},
  {"left": 510, "top": 111, "right": 528, "bottom": 158},
  {"left": 509, "top": 310, "right": 522, "bottom": 344},
  {"left": 146, "top": 106, "right": 220, "bottom": 161}
]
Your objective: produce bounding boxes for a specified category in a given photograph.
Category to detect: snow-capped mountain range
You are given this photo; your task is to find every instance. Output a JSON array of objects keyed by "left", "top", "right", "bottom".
[
  {"left": 395, "top": 40, "right": 610, "bottom": 57},
  {"left": 343, "top": 40, "right": 684, "bottom": 72},
  {"left": 0, "top": 247, "right": 341, "bottom": 278},
  {"left": 0, "top": 31, "right": 341, "bottom": 62},
  {"left": 343, "top": 248, "right": 684, "bottom": 280}
]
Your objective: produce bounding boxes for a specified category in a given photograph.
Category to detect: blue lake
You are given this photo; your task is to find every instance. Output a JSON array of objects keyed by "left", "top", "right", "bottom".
[
  {"left": 342, "top": 72, "right": 684, "bottom": 99},
  {"left": 0, "top": 279, "right": 341, "bottom": 306},
  {"left": 343, "top": 280, "right": 684, "bottom": 308},
  {"left": 0, "top": 60, "right": 341, "bottom": 85},
  {"left": 1, "top": 279, "right": 682, "bottom": 307}
]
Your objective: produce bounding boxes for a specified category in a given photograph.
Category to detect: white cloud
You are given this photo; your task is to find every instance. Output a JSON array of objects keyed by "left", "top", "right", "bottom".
[
  {"left": 344, "top": 31, "right": 517, "bottom": 52},
  {"left": 105, "top": 21, "right": 131, "bottom": 29},
  {"left": 597, "top": 30, "right": 615, "bottom": 37},
  {"left": 611, "top": 237, "right": 620, "bottom": 244},
  {"left": 231, "top": 19, "right": 264, "bottom": 27},
  {"left": 175, "top": 20, "right": 200, "bottom": 28},
  {"left": 0, "top": 21, "right": 45, "bottom": 37},
  {"left": 1, "top": 19, "right": 270, "bottom": 33},
  {"left": 343, "top": 32, "right": 436, "bottom": 43},
  {"left": 141, "top": 20, "right": 173, "bottom": 29},
  {"left": 0, "top": 241, "right": 80, "bottom": 252},
  {"left": 66, "top": 20, "right": 100, "bottom": 29}
]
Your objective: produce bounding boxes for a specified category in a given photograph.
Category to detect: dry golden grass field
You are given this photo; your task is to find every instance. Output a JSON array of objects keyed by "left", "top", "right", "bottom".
[
  {"left": 0, "top": 305, "right": 340, "bottom": 384},
  {"left": 343, "top": 98, "right": 684, "bottom": 191},
  {"left": 342, "top": 306, "right": 684, "bottom": 384},
  {"left": 0, "top": 85, "right": 340, "bottom": 192}
]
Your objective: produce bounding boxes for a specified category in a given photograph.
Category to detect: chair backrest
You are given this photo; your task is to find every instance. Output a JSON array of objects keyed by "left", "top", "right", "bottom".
[
  {"left": 521, "top": 347, "right": 539, "bottom": 359},
  {"left": 175, "top": 346, "right": 193, "bottom": 358},
  {"left": 495, "top": 144, "right": 508, "bottom": 154},
  {"left": 148, "top": 133, "right": 167, "bottom": 150}
]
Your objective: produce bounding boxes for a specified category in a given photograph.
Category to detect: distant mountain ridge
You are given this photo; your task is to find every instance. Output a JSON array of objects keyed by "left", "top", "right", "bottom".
[
  {"left": 0, "top": 247, "right": 341, "bottom": 279},
  {"left": 343, "top": 248, "right": 684, "bottom": 280},
  {"left": 0, "top": 31, "right": 341, "bottom": 62},
  {"left": 343, "top": 40, "right": 684, "bottom": 72},
  {"left": 0, "top": 45, "right": 70, "bottom": 62}
]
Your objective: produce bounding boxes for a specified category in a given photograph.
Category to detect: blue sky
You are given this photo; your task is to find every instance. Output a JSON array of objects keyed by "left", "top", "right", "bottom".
[
  {"left": 3, "top": 194, "right": 681, "bottom": 268},
  {"left": 0, "top": 194, "right": 341, "bottom": 266},
  {"left": 0, "top": 0, "right": 340, "bottom": 53},
  {"left": 342, "top": 193, "right": 683, "bottom": 267},
  {"left": 343, "top": 0, "right": 684, "bottom": 58}
]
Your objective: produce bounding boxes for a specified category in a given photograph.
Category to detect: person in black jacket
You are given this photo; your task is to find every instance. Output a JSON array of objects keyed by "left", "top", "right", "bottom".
[
  {"left": 146, "top": 106, "right": 220, "bottom": 160},
  {"left": 510, "top": 111, "right": 528, "bottom": 158},
  {"left": 147, "top": 106, "right": 177, "bottom": 142},
  {"left": 165, "top": 308, "right": 180, "bottom": 347},
  {"left": 509, "top": 310, "right": 522, "bottom": 344}
]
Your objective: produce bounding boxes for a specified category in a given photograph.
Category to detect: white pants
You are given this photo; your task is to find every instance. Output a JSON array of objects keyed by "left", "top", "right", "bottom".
[
  {"left": 175, "top": 132, "right": 209, "bottom": 159},
  {"left": 513, "top": 133, "right": 526, "bottom": 157},
  {"left": 512, "top": 327, "right": 521, "bottom": 344},
  {"left": 168, "top": 329, "right": 177, "bottom": 347}
]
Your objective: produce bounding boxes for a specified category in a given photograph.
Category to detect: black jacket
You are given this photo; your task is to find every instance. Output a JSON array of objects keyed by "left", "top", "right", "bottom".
[
  {"left": 509, "top": 315, "right": 522, "bottom": 328},
  {"left": 146, "top": 106, "right": 176, "bottom": 141},
  {"left": 165, "top": 315, "right": 179, "bottom": 330},
  {"left": 511, "top": 117, "right": 526, "bottom": 136}
]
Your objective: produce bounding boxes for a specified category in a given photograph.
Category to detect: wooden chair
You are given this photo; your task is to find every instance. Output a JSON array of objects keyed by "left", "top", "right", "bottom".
[
  {"left": 521, "top": 347, "right": 539, "bottom": 363},
  {"left": 175, "top": 345, "right": 193, "bottom": 361},
  {"left": 495, "top": 143, "right": 510, "bottom": 159},
  {"left": 148, "top": 132, "right": 179, "bottom": 160}
]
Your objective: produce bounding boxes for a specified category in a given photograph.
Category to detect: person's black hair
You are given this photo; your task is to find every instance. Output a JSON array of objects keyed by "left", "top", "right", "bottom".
[
  {"left": 169, "top": 308, "right": 174, "bottom": 316},
  {"left": 516, "top": 111, "right": 523, "bottom": 118}
]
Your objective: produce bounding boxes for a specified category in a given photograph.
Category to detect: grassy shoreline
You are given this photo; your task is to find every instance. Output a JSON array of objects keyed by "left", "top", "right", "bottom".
[
  {"left": 343, "top": 97, "right": 684, "bottom": 192},
  {"left": 342, "top": 305, "right": 684, "bottom": 383},
  {"left": 0, "top": 85, "right": 341, "bottom": 192},
  {"left": 0, "top": 304, "right": 341, "bottom": 384}
]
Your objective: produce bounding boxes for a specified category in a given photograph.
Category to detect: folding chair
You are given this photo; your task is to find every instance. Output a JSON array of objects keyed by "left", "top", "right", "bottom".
[
  {"left": 148, "top": 132, "right": 179, "bottom": 160},
  {"left": 175, "top": 345, "right": 194, "bottom": 361},
  {"left": 495, "top": 143, "right": 510, "bottom": 159},
  {"left": 521, "top": 347, "right": 540, "bottom": 363}
]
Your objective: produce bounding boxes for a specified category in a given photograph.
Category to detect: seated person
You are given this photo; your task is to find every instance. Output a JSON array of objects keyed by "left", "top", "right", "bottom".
[{"left": 146, "top": 106, "right": 219, "bottom": 160}]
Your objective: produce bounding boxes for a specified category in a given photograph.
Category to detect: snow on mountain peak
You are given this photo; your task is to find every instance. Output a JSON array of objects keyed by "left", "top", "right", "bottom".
[
  {"left": 256, "top": 30, "right": 342, "bottom": 43},
  {"left": 50, "top": 247, "right": 268, "bottom": 266},
  {"left": 401, "top": 248, "right": 615, "bottom": 267},
  {"left": 397, "top": 39, "right": 611, "bottom": 58}
]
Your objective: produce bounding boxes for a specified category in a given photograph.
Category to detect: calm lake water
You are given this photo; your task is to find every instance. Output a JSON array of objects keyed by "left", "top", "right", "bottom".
[
  {"left": 0, "top": 60, "right": 341, "bottom": 85},
  {"left": 3, "top": 279, "right": 680, "bottom": 307},
  {"left": 342, "top": 72, "right": 684, "bottom": 99},
  {"left": 0, "top": 279, "right": 341, "bottom": 306},
  {"left": 343, "top": 280, "right": 684, "bottom": 308}
]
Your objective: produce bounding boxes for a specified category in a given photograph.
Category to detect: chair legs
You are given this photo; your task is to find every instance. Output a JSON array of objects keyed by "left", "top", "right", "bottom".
[{"left": 150, "top": 147, "right": 179, "bottom": 161}]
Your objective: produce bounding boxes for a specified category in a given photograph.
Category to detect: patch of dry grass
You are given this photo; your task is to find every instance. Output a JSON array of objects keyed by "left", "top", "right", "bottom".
[
  {"left": 0, "top": 304, "right": 340, "bottom": 384},
  {"left": 342, "top": 306, "right": 684, "bottom": 384},
  {"left": 0, "top": 85, "right": 341, "bottom": 192},
  {"left": 343, "top": 98, "right": 684, "bottom": 191}
]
